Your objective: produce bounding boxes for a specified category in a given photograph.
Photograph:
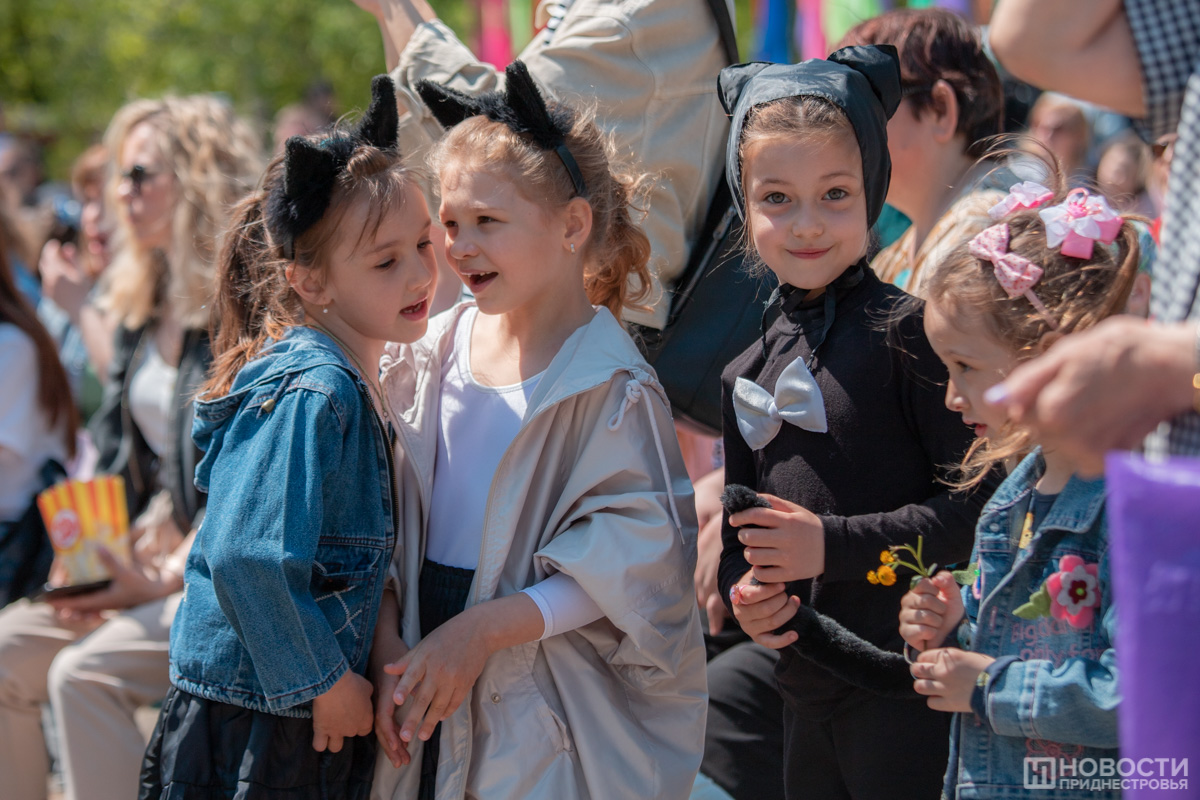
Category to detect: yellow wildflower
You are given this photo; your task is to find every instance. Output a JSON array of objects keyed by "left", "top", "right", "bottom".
[
  {"left": 867, "top": 570, "right": 880, "bottom": 585},
  {"left": 880, "top": 550, "right": 895, "bottom": 564},
  {"left": 877, "top": 565, "right": 897, "bottom": 586}
]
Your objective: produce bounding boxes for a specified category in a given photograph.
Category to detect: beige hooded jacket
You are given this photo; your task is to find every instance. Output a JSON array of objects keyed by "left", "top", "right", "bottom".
[{"left": 375, "top": 303, "right": 707, "bottom": 800}]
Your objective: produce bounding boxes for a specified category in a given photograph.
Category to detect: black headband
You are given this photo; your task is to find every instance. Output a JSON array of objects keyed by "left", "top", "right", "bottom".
[
  {"left": 265, "top": 75, "right": 401, "bottom": 260},
  {"left": 416, "top": 60, "right": 587, "bottom": 198}
]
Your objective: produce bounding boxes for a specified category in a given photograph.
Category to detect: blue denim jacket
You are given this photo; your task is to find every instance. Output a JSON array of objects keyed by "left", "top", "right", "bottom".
[
  {"left": 169, "top": 327, "right": 396, "bottom": 717},
  {"left": 945, "top": 450, "right": 1120, "bottom": 799}
]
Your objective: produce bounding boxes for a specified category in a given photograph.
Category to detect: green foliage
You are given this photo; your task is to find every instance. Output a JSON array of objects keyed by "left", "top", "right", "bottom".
[{"left": 0, "top": 0, "right": 470, "bottom": 177}]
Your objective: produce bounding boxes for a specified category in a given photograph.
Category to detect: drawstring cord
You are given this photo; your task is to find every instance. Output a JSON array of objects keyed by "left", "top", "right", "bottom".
[{"left": 607, "top": 378, "right": 685, "bottom": 542}]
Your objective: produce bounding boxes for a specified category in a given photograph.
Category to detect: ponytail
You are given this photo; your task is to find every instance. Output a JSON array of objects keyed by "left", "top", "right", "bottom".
[
  {"left": 202, "top": 160, "right": 303, "bottom": 398},
  {"left": 584, "top": 168, "right": 653, "bottom": 318}
]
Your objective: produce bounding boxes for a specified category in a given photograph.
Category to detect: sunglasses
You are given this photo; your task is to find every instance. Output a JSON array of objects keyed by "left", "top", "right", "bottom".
[
  {"left": 1152, "top": 135, "right": 1178, "bottom": 160},
  {"left": 120, "top": 165, "right": 160, "bottom": 197}
]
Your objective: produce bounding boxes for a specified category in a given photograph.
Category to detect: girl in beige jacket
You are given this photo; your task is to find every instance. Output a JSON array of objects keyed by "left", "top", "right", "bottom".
[{"left": 372, "top": 62, "right": 706, "bottom": 800}]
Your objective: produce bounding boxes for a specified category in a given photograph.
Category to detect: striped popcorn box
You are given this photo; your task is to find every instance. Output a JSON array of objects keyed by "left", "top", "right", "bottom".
[{"left": 36, "top": 475, "right": 132, "bottom": 585}]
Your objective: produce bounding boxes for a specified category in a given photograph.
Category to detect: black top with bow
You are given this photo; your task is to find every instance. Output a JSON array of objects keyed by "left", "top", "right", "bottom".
[{"left": 718, "top": 263, "right": 989, "bottom": 704}]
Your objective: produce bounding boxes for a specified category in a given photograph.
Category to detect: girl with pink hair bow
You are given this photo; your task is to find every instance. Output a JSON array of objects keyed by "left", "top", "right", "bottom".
[{"left": 895, "top": 172, "right": 1146, "bottom": 799}]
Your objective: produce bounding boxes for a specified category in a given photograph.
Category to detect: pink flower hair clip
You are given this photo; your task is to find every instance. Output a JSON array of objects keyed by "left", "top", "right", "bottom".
[
  {"left": 969, "top": 222, "right": 1058, "bottom": 329},
  {"left": 987, "top": 181, "right": 1054, "bottom": 220},
  {"left": 1037, "top": 188, "right": 1123, "bottom": 260}
]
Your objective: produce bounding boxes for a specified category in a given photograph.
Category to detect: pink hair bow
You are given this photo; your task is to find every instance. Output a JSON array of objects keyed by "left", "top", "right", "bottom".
[
  {"left": 1037, "top": 188, "right": 1123, "bottom": 260},
  {"left": 969, "top": 223, "right": 1057, "bottom": 327},
  {"left": 988, "top": 181, "right": 1054, "bottom": 220}
]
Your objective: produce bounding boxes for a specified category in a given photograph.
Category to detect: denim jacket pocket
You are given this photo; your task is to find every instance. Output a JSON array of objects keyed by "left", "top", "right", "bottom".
[{"left": 312, "top": 545, "right": 383, "bottom": 667}]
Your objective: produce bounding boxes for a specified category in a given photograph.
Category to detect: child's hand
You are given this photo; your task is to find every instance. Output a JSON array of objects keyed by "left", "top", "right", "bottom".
[
  {"left": 910, "top": 648, "right": 995, "bottom": 713},
  {"left": 729, "top": 570, "right": 801, "bottom": 649},
  {"left": 899, "top": 572, "right": 965, "bottom": 653},
  {"left": 729, "top": 493, "right": 825, "bottom": 582},
  {"left": 386, "top": 608, "right": 494, "bottom": 746},
  {"left": 369, "top": 624, "right": 412, "bottom": 768},
  {"left": 312, "top": 670, "right": 374, "bottom": 752}
]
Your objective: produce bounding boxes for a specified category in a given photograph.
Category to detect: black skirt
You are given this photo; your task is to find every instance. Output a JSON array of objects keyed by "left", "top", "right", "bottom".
[
  {"left": 139, "top": 685, "right": 376, "bottom": 800},
  {"left": 416, "top": 560, "right": 475, "bottom": 800}
]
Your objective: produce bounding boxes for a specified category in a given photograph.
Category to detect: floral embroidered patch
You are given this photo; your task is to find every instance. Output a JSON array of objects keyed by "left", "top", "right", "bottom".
[{"left": 1013, "top": 555, "right": 1101, "bottom": 629}]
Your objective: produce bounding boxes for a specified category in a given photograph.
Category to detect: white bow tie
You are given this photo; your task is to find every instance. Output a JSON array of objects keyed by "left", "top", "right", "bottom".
[{"left": 733, "top": 356, "right": 827, "bottom": 451}]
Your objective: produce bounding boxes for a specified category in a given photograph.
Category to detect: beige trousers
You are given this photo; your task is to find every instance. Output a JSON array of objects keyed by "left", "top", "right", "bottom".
[{"left": 0, "top": 594, "right": 178, "bottom": 800}]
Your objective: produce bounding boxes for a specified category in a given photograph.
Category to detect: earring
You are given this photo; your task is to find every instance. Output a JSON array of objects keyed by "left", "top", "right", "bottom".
[
  {"left": 322, "top": 304, "right": 329, "bottom": 314},
  {"left": 569, "top": 243, "right": 576, "bottom": 254}
]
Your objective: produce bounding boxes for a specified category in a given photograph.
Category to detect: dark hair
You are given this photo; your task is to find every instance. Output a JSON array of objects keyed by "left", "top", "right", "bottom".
[
  {"left": 839, "top": 8, "right": 1003, "bottom": 158},
  {"left": 921, "top": 148, "right": 1142, "bottom": 489},
  {"left": 203, "top": 138, "right": 420, "bottom": 397},
  {"left": 0, "top": 213, "right": 78, "bottom": 456},
  {"left": 430, "top": 106, "right": 653, "bottom": 319}
]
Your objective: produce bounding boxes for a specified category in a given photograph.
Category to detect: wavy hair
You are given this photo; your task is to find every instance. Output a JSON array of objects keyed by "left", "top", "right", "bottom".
[
  {"left": 99, "top": 95, "right": 262, "bottom": 330},
  {"left": 919, "top": 148, "right": 1142, "bottom": 490}
]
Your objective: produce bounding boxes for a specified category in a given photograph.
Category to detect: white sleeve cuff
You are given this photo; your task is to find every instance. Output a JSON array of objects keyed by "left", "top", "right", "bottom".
[{"left": 520, "top": 572, "right": 605, "bottom": 640}]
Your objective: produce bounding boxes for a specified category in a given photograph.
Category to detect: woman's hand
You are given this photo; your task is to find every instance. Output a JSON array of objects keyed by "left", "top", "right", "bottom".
[
  {"left": 899, "top": 572, "right": 965, "bottom": 654},
  {"left": 46, "top": 546, "right": 180, "bottom": 614},
  {"left": 988, "top": 318, "right": 1197, "bottom": 475},
  {"left": 729, "top": 570, "right": 800, "bottom": 649},
  {"left": 39, "top": 239, "right": 93, "bottom": 322},
  {"left": 729, "top": 493, "right": 825, "bottom": 583},
  {"left": 312, "top": 670, "right": 375, "bottom": 752},
  {"left": 910, "top": 647, "right": 995, "bottom": 713}
]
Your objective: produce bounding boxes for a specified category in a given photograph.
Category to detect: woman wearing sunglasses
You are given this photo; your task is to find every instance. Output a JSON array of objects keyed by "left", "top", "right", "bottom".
[{"left": 0, "top": 94, "right": 261, "bottom": 800}]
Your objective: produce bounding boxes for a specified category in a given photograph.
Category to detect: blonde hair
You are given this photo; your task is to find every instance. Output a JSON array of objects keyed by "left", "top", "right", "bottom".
[
  {"left": 203, "top": 142, "right": 420, "bottom": 397},
  {"left": 922, "top": 150, "right": 1142, "bottom": 489},
  {"left": 100, "top": 95, "right": 262, "bottom": 330},
  {"left": 429, "top": 108, "right": 652, "bottom": 319},
  {"left": 736, "top": 95, "right": 858, "bottom": 273}
]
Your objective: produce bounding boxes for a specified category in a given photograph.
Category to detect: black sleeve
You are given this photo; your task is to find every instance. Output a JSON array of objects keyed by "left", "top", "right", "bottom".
[
  {"left": 819, "top": 310, "right": 988, "bottom": 582},
  {"left": 718, "top": 372, "right": 756, "bottom": 612}
]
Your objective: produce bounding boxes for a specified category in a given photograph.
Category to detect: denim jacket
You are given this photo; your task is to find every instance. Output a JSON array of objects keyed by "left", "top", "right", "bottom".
[
  {"left": 169, "top": 327, "right": 396, "bottom": 717},
  {"left": 945, "top": 449, "right": 1119, "bottom": 799}
]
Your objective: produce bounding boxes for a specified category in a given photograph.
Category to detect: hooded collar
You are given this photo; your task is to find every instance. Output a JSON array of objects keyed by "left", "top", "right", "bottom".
[
  {"left": 719, "top": 45, "right": 902, "bottom": 228},
  {"left": 382, "top": 301, "right": 664, "bottom": 426}
]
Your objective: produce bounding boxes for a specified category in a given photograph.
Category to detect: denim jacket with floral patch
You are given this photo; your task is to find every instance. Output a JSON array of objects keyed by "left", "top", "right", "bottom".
[
  {"left": 169, "top": 327, "right": 396, "bottom": 717},
  {"left": 945, "top": 449, "right": 1119, "bottom": 799}
]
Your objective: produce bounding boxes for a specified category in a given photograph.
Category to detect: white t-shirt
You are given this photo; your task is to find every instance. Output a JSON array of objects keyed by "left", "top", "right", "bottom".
[
  {"left": 0, "top": 323, "right": 69, "bottom": 521},
  {"left": 128, "top": 341, "right": 177, "bottom": 458},
  {"left": 426, "top": 308, "right": 603, "bottom": 638}
]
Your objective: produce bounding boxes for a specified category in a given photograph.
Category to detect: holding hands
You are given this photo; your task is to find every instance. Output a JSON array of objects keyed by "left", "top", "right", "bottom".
[{"left": 728, "top": 572, "right": 800, "bottom": 649}]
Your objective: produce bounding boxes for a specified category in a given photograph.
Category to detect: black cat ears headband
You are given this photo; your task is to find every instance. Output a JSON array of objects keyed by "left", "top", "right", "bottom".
[
  {"left": 265, "top": 75, "right": 400, "bottom": 261},
  {"left": 415, "top": 60, "right": 587, "bottom": 198}
]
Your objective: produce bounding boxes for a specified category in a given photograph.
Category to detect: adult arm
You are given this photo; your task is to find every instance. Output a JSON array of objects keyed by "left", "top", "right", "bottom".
[
  {"left": 988, "top": 0, "right": 1145, "bottom": 117},
  {"left": 986, "top": 317, "right": 1198, "bottom": 475}
]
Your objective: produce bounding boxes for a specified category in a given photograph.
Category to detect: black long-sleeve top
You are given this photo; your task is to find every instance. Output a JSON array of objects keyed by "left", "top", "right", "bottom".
[{"left": 717, "top": 262, "right": 988, "bottom": 705}]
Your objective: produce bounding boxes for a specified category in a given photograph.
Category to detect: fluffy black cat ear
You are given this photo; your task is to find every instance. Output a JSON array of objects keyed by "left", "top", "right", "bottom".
[
  {"left": 416, "top": 80, "right": 486, "bottom": 130},
  {"left": 828, "top": 44, "right": 902, "bottom": 120},
  {"left": 355, "top": 75, "right": 400, "bottom": 151},
  {"left": 266, "top": 137, "right": 342, "bottom": 259},
  {"left": 503, "top": 60, "right": 561, "bottom": 150}
]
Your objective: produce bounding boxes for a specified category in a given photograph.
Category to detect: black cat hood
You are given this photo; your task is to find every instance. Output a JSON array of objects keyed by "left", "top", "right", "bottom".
[{"left": 719, "top": 45, "right": 902, "bottom": 227}]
